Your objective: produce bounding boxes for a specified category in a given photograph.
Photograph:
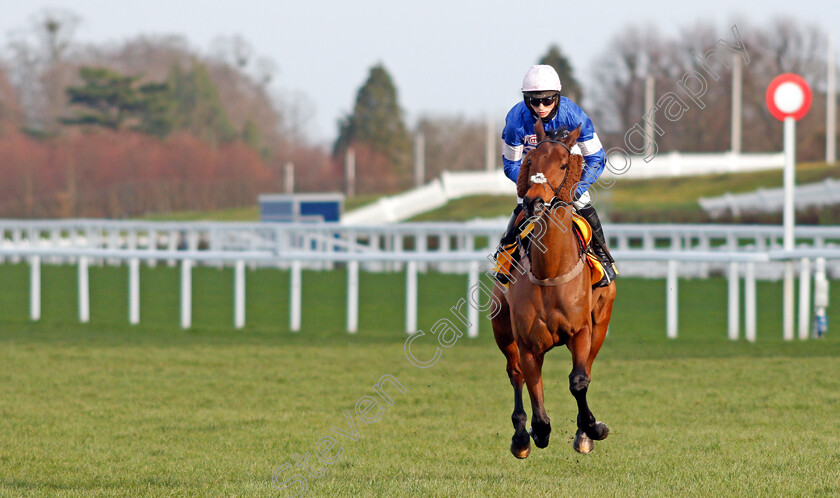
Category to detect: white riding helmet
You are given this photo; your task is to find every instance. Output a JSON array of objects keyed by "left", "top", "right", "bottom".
[{"left": 521, "top": 65, "right": 562, "bottom": 96}]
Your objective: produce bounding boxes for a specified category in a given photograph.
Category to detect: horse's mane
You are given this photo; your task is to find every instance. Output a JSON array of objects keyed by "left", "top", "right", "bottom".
[{"left": 516, "top": 148, "right": 584, "bottom": 204}]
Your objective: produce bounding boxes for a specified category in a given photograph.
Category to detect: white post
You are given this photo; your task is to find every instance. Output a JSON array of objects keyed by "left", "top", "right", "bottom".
[
  {"left": 731, "top": 53, "right": 742, "bottom": 153},
  {"left": 728, "top": 261, "right": 739, "bottom": 340},
  {"left": 644, "top": 74, "right": 656, "bottom": 157},
  {"left": 393, "top": 235, "right": 404, "bottom": 272},
  {"left": 11, "top": 229, "right": 21, "bottom": 264},
  {"left": 30, "top": 255, "right": 41, "bottom": 321},
  {"left": 234, "top": 259, "right": 245, "bottom": 329},
  {"left": 290, "top": 260, "right": 302, "bottom": 332},
  {"left": 347, "top": 260, "right": 359, "bottom": 333},
  {"left": 783, "top": 116, "right": 796, "bottom": 340},
  {"left": 414, "top": 133, "right": 425, "bottom": 188},
  {"left": 798, "top": 257, "right": 811, "bottom": 340},
  {"left": 147, "top": 229, "right": 158, "bottom": 267},
  {"left": 78, "top": 256, "right": 89, "bottom": 323},
  {"left": 437, "top": 232, "right": 451, "bottom": 273},
  {"left": 744, "top": 261, "right": 756, "bottom": 342},
  {"left": 367, "top": 234, "right": 381, "bottom": 272},
  {"left": 50, "top": 229, "right": 60, "bottom": 264},
  {"left": 167, "top": 230, "right": 177, "bottom": 267},
  {"left": 666, "top": 260, "right": 678, "bottom": 339},
  {"left": 127, "top": 230, "right": 137, "bottom": 252},
  {"left": 698, "top": 234, "right": 710, "bottom": 278},
  {"left": 107, "top": 229, "right": 119, "bottom": 265},
  {"left": 828, "top": 34, "right": 836, "bottom": 165},
  {"left": 129, "top": 258, "right": 140, "bottom": 325},
  {"left": 467, "top": 261, "right": 479, "bottom": 338},
  {"left": 180, "top": 259, "right": 192, "bottom": 329},
  {"left": 406, "top": 261, "right": 418, "bottom": 334},
  {"left": 415, "top": 231, "right": 428, "bottom": 273},
  {"left": 187, "top": 230, "right": 199, "bottom": 252}
]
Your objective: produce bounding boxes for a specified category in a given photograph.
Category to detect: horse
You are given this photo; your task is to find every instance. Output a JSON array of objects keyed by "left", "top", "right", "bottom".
[{"left": 491, "top": 120, "right": 617, "bottom": 457}]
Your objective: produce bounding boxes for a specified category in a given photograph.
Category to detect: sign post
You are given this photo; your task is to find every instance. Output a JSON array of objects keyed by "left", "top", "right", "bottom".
[{"left": 766, "top": 74, "right": 812, "bottom": 340}]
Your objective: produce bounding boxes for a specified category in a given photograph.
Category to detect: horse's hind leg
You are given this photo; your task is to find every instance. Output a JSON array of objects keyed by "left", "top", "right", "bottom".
[{"left": 567, "top": 328, "right": 609, "bottom": 454}]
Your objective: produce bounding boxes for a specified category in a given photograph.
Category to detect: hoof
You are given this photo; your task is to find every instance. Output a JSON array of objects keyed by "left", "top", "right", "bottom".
[
  {"left": 588, "top": 421, "right": 609, "bottom": 441},
  {"left": 510, "top": 443, "right": 531, "bottom": 459},
  {"left": 510, "top": 432, "right": 531, "bottom": 459},
  {"left": 573, "top": 430, "right": 594, "bottom": 454},
  {"left": 529, "top": 426, "right": 550, "bottom": 449}
]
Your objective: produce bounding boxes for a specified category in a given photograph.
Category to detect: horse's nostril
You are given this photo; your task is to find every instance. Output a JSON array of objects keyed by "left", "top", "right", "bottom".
[{"left": 530, "top": 197, "right": 545, "bottom": 215}]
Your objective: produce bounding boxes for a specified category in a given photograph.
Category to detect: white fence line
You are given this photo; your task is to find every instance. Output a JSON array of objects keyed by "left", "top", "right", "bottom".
[
  {"left": 0, "top": 246, "right": 836, "bottom": 342},
  {"left": 699, "top": 178, "right": 840, "bottom": 217},
  {"left": 5, "top": 219, "right": 840, "bottom": 280},
  {"left": 603, "top": 151, "right": 785, "bottom": 179}
]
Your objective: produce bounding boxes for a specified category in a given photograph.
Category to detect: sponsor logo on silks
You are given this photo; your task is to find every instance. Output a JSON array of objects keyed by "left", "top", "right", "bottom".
[{"left": 526, "top": 135, "right": 538, "bottom": 146}]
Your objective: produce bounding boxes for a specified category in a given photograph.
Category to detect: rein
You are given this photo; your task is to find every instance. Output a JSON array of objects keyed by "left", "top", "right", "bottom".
[{"left": 528, "top": 139, "right": 571, "bottom": 207}]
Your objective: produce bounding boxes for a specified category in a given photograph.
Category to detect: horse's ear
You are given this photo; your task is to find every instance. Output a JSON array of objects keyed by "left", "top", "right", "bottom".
[
  {"left": 535, "top": 118, "right": 546, "bottom": 142},
  {"left": 564, "top": 124, "right": 582, "bottom": 148}
]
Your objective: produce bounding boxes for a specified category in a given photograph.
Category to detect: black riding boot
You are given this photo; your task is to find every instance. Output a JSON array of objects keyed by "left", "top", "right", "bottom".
[
  {"left": 577, "top": 203, "right": 618, "bottom": 287},
  {"left": 493, "top": 204, "right": 524, "bottom": 285}
]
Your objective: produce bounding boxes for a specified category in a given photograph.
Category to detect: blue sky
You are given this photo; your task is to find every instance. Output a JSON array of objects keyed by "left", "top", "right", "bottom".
[{"left": 2, "top": 0, "right": 837, "bottom": 145}]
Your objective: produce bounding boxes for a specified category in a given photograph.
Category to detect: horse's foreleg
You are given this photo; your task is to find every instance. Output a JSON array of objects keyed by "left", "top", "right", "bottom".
[
  {"left": 492, "top": 295, "right": 531, "bottom": 459},
  {"left": 520, "top": 348, "right": 551, "bottom": 449},
  {"left": 567, "top": 328, "right": 609, "bottom": 453},
  {"left": 502, "top": 342, "right": 530, "bottom": 459}
]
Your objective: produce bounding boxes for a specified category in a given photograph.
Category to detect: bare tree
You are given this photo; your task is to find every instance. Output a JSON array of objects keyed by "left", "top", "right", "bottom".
[
  {"left": 210, "top": 35, "right": 253, "bottom": 70},
  {"left": 588, "top": 19, "right": 830, "bottom": 159},
  {"left": 0, "top": 61, "right": 22, "bottom": 130},
  {"left": 6, "top": 9, "right": 81, "bottom": 133},
  {"left": 415, "top": 115, "right": 484, "bottom": 181},
  {"left": 588, "top": 26, "right": 669, "bottom": 135}
]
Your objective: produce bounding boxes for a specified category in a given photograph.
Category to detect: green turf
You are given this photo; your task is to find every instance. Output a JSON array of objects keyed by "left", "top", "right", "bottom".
[{"left": 1, "top": 264, "right": 839, "bottom": 496}]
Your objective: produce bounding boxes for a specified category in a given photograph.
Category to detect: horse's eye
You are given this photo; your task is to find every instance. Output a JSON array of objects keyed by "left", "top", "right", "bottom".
[{"left": 560, "top": 163, "right": 568, "bottom": 170}]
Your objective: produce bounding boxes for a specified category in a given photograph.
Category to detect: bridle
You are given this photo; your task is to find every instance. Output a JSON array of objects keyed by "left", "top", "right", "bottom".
[
  {"left": 525, "top": 139, "right": 572, "bottom": 212},
  {"left": 519, "top": 138, "right": 586, "bottom": 287}
]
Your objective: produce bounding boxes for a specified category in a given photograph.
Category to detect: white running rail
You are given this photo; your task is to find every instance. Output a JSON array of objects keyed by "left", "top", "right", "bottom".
[{"left": 1, "top": 244, "right": 836, "bottom": 343}]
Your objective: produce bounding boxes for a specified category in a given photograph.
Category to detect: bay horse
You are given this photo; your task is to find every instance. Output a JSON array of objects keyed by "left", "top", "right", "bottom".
[{"left": 491, "top": 120, "right": 617, "bottom": 457}]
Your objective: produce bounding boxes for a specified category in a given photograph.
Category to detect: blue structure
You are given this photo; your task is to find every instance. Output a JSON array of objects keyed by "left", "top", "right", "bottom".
[{"left": 258, "top": 193, "right": 344, "bottom": 223}]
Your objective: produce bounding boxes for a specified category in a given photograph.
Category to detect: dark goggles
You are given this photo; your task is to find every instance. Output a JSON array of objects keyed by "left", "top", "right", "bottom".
[{"left": 527, "top": 96, "right": 557, "bottom": 108}]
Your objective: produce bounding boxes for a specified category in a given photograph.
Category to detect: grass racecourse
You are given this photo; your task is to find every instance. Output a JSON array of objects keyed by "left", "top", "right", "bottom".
[{"left": 1, "top": 263, "right": 839, "bottom": 497}]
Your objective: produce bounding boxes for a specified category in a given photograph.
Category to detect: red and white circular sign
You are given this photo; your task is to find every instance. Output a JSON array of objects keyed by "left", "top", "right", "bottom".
[{"left": 766, "top": 73, "right": 812, "bottom": 121}]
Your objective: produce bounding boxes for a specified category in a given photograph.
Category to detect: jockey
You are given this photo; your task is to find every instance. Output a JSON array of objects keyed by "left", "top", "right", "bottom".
[{"left": 493, "top": 64, "right": 618, "bottom": 287}]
